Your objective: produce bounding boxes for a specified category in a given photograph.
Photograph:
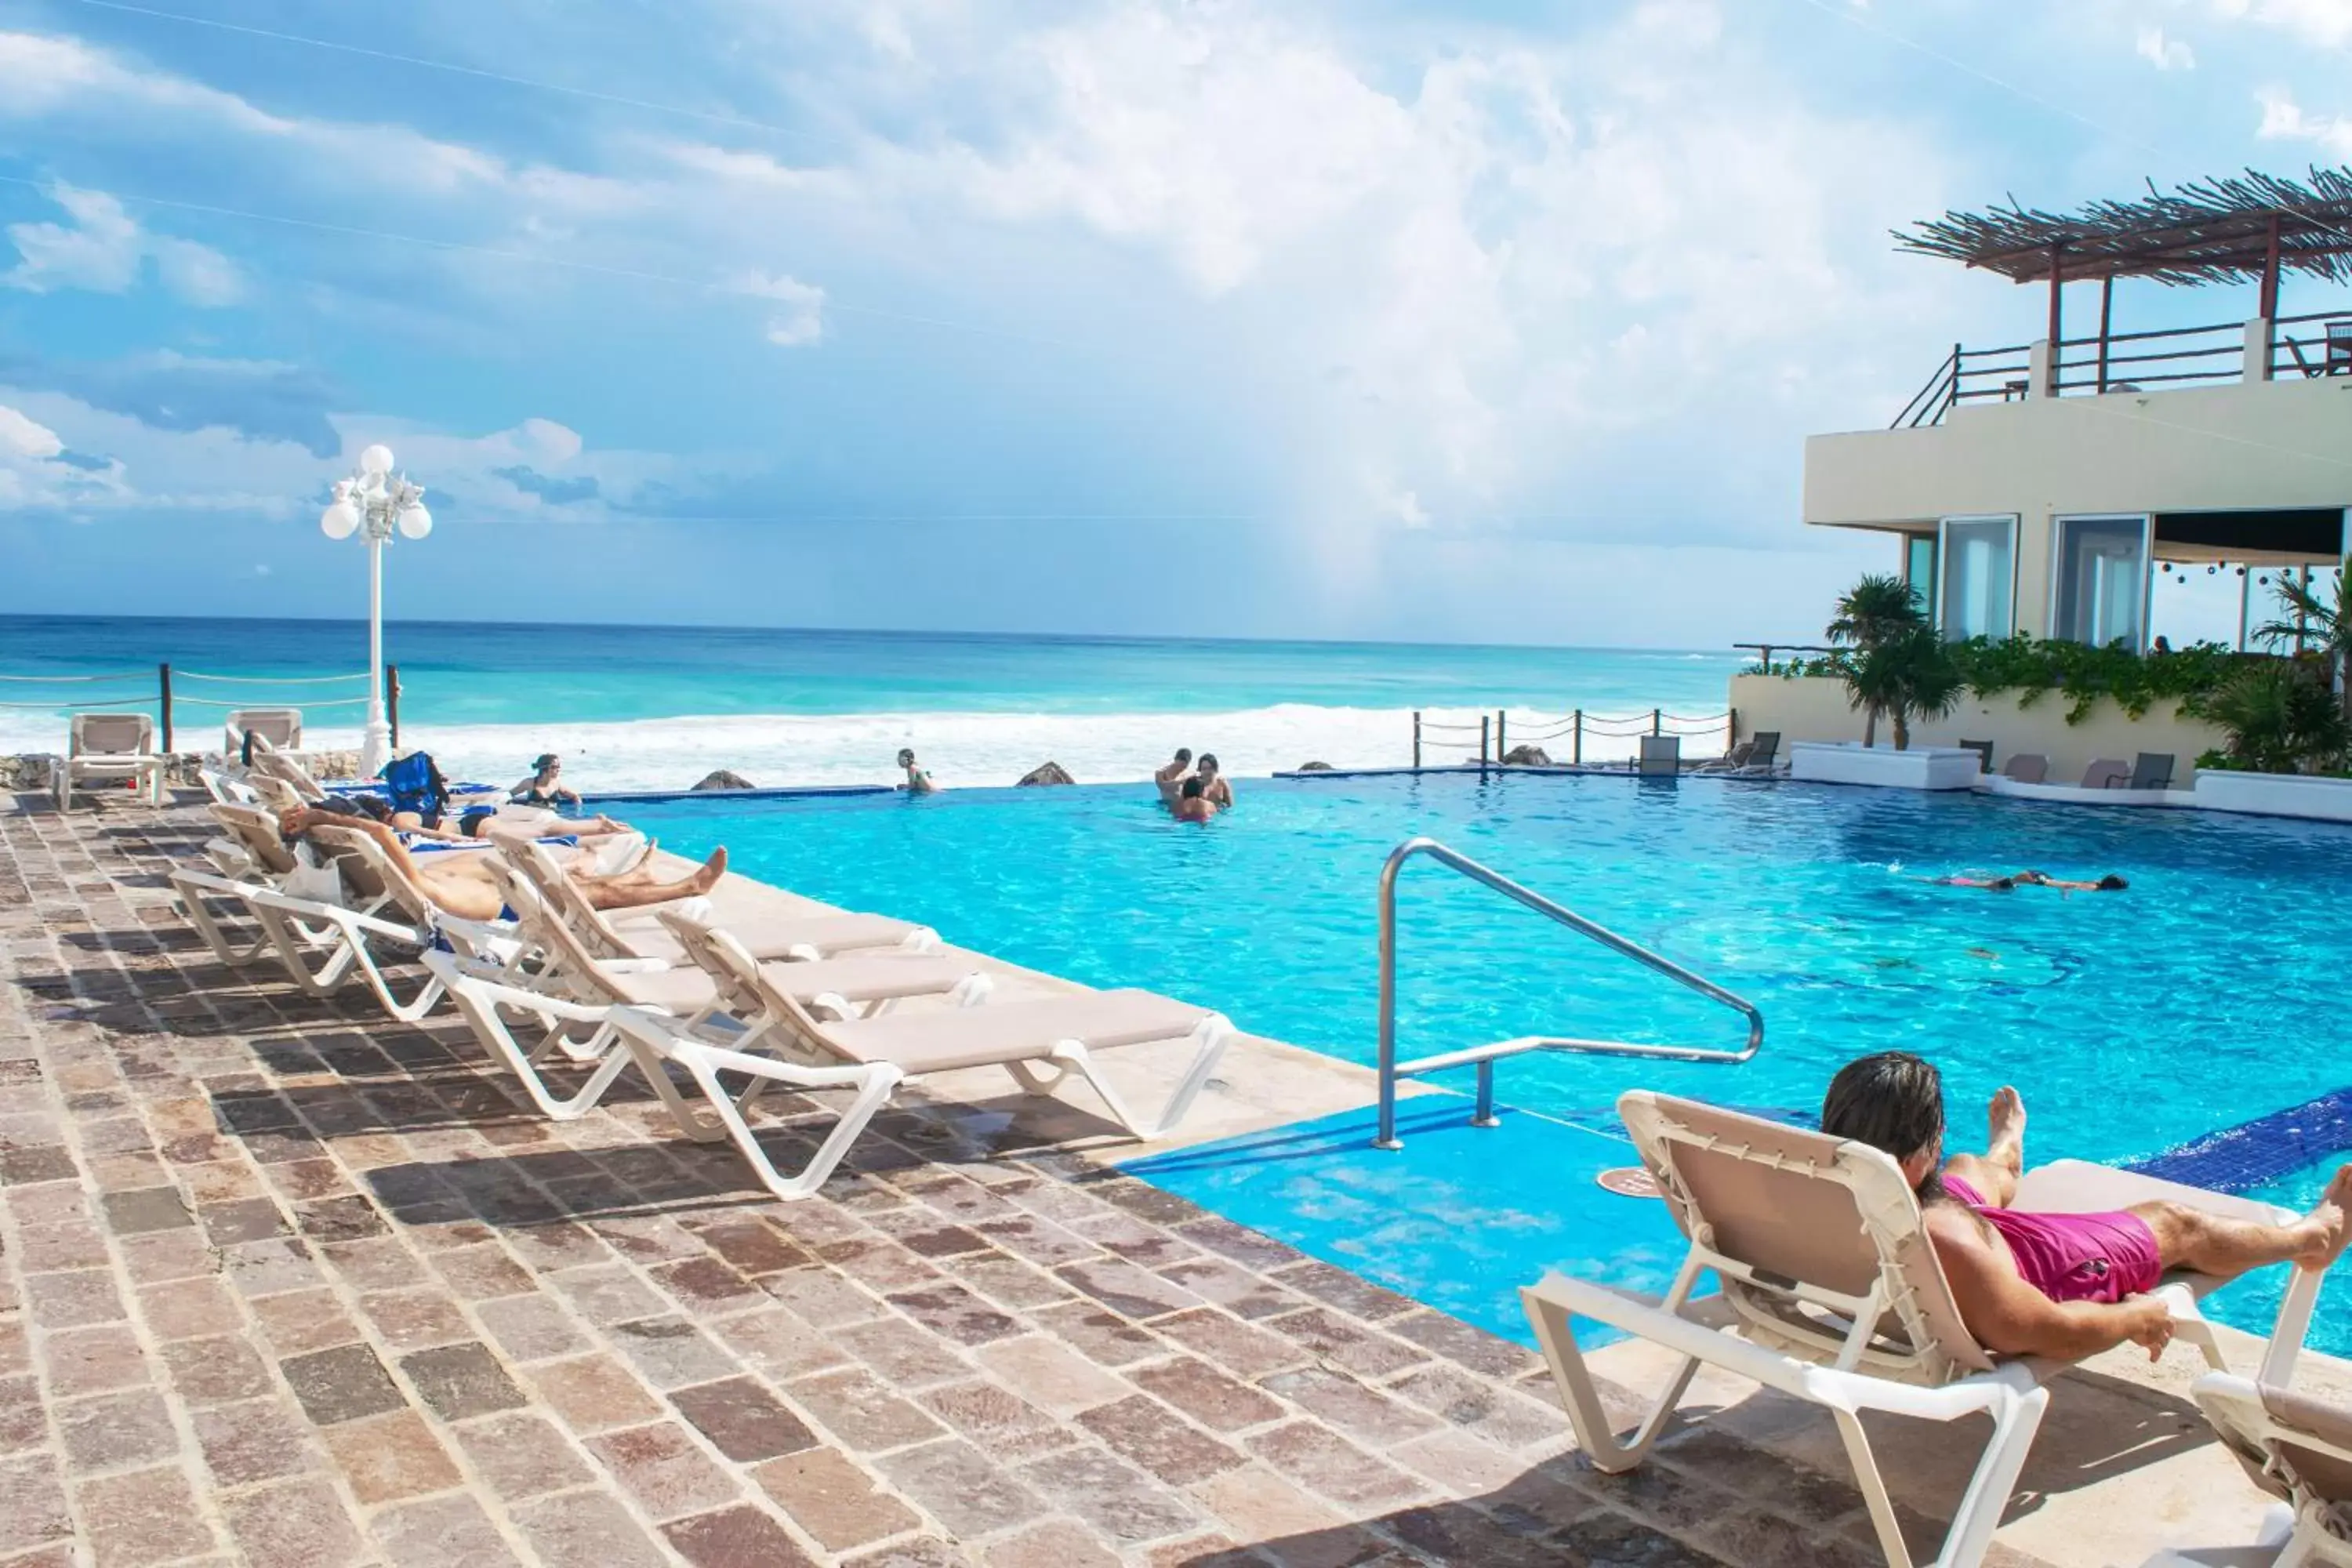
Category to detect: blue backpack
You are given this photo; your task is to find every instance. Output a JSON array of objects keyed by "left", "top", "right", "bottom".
[{"left": 380, "top": 751, "right": 449, "bottom": 823}]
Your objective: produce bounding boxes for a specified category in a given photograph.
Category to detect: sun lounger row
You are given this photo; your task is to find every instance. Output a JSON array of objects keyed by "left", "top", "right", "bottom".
[{"left": 168, "top": 800, "right": 1234, "bottom": 1200}]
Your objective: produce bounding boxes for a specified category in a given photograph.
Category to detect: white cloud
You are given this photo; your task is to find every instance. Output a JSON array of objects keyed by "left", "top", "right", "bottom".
[
  {"left": 2213, "top": 0, "right": 2352, "bottom": 47},
  {"left": 735, "top": 272, "right": 828, "bottom": 347},
  {"left": 0, "top": 404, "right": 64, "bottom": 461},
  {"left": 2, "top": 183, "right": 241, "bottom": 304},
  {"left": 2256, "top": 85, "right": 2352, "bottom": 155},
  {"left": 2136, "top": 25, "right": 2196, "bottom": 67}
]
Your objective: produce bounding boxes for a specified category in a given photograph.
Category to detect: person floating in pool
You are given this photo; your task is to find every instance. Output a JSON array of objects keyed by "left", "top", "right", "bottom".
[
  {"left": 898, "top": 749, "right": 936, "bottom": 795},
  {"left": 1171, "top": 776, "right": 1214, "bottom": 823},
  {"left": 1822, "top": 1051, "right": 2352, "bottom": 1362},
  {"left": 1155, "top": 748, "right": 1193, "bottom": 808},
  {"left": 1929, "top": 870, "right": 2127, "bottom": 893}
]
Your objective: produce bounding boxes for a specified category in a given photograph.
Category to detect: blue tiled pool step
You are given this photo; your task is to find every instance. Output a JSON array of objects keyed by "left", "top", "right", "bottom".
[{"left": 2124, "top": 1084, "right": 2352, "bottom": 1195}]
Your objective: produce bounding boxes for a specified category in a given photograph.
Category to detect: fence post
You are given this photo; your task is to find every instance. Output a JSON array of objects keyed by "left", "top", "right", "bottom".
[
  {"left": 1479, "top": 715, "right": 1490, "bottom": 768},
  {"left": 387, "top": 663, "right": 401, "bottom": 752},
  {"left": 1573, "top": 710, "right": 1583, "bottom": 767},
  {"left": 1411, "top": 711, "right": 1421, "bottom": 769},
  {"left": 1728, "top": 707, "right": 1739, "bottom": 750},
  {"left": 1495, "top": 710, "right": 1506, "bottom": 763},
  {"left": 158, "top": 663, "right": 172, "bottom": 753},
  {"left": 1652, "top": 708, "right": 1662, "bottom": 736}
]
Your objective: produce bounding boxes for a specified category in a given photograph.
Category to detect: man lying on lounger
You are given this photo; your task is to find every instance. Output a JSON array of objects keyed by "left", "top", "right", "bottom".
[
  {"left": 278, "top": 807, "right": 726, "bottom": 923},
  {"left": 1821, "top": 1051, "right": 2352, "bottom": 1360}
]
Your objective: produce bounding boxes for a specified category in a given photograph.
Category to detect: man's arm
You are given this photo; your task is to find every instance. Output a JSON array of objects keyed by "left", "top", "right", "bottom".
[{"left": 1931, "top": 1222, "right": 2172, "bottom": 1361}]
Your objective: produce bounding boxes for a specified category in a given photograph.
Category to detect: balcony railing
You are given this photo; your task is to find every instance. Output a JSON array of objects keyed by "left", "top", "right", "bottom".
[{"left": 1890, "top": 309, "right": 2352, "bottom": 428}]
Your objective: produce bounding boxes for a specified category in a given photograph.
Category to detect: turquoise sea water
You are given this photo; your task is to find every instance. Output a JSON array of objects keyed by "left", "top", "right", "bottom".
[
  {"left": 622, "top": 771, "right": 2352, "bottom": 1349},
  {"left": 0, "top": 615, "right": 1740, "bottom": 727}
]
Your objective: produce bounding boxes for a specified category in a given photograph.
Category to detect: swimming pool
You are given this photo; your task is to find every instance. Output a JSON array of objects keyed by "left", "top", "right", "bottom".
[{"left": 623, "top": 772, "right": 2352, "bottom": 1345}]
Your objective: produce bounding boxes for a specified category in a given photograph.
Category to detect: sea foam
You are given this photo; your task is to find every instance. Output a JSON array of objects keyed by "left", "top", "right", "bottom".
[{"left": 0, "top": 703, "right": 1728, "bottom": 793}]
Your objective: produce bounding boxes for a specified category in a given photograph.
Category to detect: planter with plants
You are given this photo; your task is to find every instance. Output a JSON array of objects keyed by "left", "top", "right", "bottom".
[
  {"left": 2190, "top": 645, "right": 2352, "bottom": 820},
  {"left": 1788, "top": 574, "right": 1983, "bottom": 790}
]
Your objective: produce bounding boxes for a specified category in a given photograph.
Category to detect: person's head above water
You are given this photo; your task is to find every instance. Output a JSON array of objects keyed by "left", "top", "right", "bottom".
[
  {"left": 1173, "top": 748, "right": 1192, "bottom": 765},
  {"left": 532, "top": 753, "right": 560, "bottom": 775},
  {"left": 1197, "top": 753, "right": 1220, "bottom": 775},
  {"left": 1820, "top": 1050, "right": 1947, "bottom": 1192},
  {"left": 1181, "top": 777, "right": 1204, "bottom": 799},
  {"left": 897, "top": 749, "right": 916, "bottom": 768},
  {"left": 2096, "top": 874, "right": 2129, "bottom": 891}
]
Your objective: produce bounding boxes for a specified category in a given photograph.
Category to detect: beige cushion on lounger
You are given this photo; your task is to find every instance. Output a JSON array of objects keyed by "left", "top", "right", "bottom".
[
  {"left": 817, "top": 989, "right": 1215, "bottom": 1074},
  {"left": 622, "top": 910, "right": 935, "bottom": 966}
]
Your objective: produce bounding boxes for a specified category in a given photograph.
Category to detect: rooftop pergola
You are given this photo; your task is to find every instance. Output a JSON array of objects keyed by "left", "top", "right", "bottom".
[{"left": 1894, "top": 166, "right": 2352, "bottom": 340}]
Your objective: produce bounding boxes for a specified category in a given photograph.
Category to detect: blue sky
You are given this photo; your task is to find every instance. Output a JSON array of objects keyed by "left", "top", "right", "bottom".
[{"left": 1, "top": 0, "right": 2348, "bottom": 645}]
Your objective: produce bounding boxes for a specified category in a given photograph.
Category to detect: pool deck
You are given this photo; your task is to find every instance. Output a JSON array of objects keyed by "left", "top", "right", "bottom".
[{"left": 2, "top": 792, "right": 2343, "bottom": 1567}]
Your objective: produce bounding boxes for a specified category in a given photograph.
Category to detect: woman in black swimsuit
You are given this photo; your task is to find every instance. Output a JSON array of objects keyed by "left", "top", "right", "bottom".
[{"left": 511, "top": 753, "right": 581, "bottom": 808}]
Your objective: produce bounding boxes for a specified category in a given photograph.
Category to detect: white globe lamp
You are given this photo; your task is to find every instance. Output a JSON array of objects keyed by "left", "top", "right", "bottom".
[{"left": 319, "top": 443, "right": 432, "bottom": 779}]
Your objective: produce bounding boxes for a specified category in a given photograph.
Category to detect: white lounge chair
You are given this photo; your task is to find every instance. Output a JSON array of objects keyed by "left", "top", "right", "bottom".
[
  {"left": 1521, "top": 1092, "right": 2323, "bottom": 1568},
  {"left": 2147, "top": 1373, "right": 2352, "bottom": 1567},
  {"left": 606, "top": 934, "right": 1233, "bottom": 1200},
  {"left": 423, "top": 916, "right": 985, "bottom": 1123},
  {"left": 503, "top": 838, "right": 938, "bottom": 967},
  {"left": 54, "top": 713, "right": 165, "bottom": 809},
  {"left": 223, "top": 708, "right": 307, "bottom": 766}
]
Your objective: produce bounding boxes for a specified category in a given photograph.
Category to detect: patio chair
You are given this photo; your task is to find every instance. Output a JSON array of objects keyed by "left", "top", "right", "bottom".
[
  {"left": 1637, "top": 735, "right": 1682, "bottom": 777},
  {"left": 245, "top": 732, "right": 330, "bottom": 802},
  {"left": 1958, "top": 739, "right": 1994, "bottom": 775},
  {"left": 503, "top": 838, "right": 938, "bottom": 967},
  {"left": 2147, "top": 1373, "right": 2352, "bottom": 1567},
  {"left": 54, "top": 713, "right": 165, "bottom": 809},
  {"left": 1520, "top": 1092, "right": 2322, "bottom": 1568},
  {"left": 2002, "top": 753, "right": 2048, "bottom": 785},
  {"left": 223, "top": 708, "right": 305, "bottom": 764},
  {"left": 605, "top": 929, "right": 1234, "bottom": 1200},
  {"left": 1698, "top": 731, "right": 1780, "bottom": 776},
  {"left": 2127, "top": 752, "right": 2176, "bottom": 791},
  {"left": 2081, "top": 758, "right": 2132, "bottom": 789}
]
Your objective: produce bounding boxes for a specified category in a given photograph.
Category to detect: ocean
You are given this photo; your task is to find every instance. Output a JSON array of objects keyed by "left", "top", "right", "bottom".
[{"left": 0, "top": 615, "right": 1746, "bottom": 791}]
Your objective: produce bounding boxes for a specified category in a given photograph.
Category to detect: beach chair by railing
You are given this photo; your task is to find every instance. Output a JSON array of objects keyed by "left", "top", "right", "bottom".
[{"left": 55, "top": 713, "right": 165, "bottom": 809}]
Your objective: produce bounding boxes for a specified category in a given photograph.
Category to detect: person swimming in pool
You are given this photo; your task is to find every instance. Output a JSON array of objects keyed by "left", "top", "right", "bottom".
[
  {"left": 1821, "top": 1051, "right": 2352, "bottom": 1360},
  {"left": 1155, "top": 748, "right": 1193, "bottom": 807},
  {"left": 898, "top": 749, "right": 936, "bottom": 795},
  {"left": 1195, "top": 752, "right": 1233, "bottom": 810},
  {"left": 511, "top": 753, "right": 582, "bottom": 808},
  {"left": 1929, "top": 870, "right": 2126, "bottom": 892},
  {"left": 1171, "top": 776, "right": 1214, "bottom": 823}
]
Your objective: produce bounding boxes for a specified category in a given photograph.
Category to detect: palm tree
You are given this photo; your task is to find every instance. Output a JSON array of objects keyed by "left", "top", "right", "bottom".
[
  {"left": 2254, "top": 561, "right": 2350, "bottom": 720},
  {"left": 1842, "top": 626, "right": 1966, "bottom": 752},
  {"left": 1828, "top": 572, "right": 1929, "bottom": 746},
  {"left": 2205, "top": 659, "right": 2351, "bottom": 774}
]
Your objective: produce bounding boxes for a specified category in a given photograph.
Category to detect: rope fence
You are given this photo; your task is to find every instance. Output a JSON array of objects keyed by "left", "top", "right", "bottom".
[
  {"left": 0, "top": 662, "right": 402, "bottom": 752},
  {"left": 1409, "top": 706, "right": 1733, "bottom": 768}
]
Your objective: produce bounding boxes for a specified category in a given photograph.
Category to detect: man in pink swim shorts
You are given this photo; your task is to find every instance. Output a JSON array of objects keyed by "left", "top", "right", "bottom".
[{"left": 1820, "top": 1051, "right": 2352, "bottom": 1361}]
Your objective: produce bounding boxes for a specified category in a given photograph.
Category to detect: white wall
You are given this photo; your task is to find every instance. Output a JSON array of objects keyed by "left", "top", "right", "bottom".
[
  {"left": 1731, "top": 673, "right": 2226, "bottom": 784},
  {"left": 1806, "top": 377, "right": 2352, "bottom": 639}
]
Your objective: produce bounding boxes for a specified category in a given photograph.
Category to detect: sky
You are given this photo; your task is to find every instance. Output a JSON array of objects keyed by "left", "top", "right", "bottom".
[{"left": 1, "top": 0, "right": 2349, "bottom": 648}]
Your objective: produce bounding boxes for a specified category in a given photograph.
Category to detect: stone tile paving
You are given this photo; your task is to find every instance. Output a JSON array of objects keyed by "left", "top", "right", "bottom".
[{"left": 0, "top": 797, "right": 2062, "bottom": 1566}]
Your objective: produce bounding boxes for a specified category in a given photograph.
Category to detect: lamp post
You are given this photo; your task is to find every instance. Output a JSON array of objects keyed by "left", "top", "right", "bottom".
[{"left": 319, "top": 443, "right": 431, "bottom": 778}]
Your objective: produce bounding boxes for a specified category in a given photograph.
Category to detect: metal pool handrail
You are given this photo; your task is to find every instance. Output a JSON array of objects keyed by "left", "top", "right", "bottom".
[{"left": 1374, "top": 837, "right": 1764, "bottom": 1149}]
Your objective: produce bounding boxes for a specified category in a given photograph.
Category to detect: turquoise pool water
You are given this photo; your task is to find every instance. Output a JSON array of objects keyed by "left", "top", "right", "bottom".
[{"left": 623, "top": 772, "right": 2352, "bottom": 1345}]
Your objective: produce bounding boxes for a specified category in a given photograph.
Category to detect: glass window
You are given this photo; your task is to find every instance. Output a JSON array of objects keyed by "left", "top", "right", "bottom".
[
  {"left": 1904, "top": 535, "right": 1937, "bottom": 619},
  {"left": 1937, "top": 516, "right": 2016, "bottom": 641},
  {"left": 2051, "top": 515, "right": 2150, "bottom": 648}
]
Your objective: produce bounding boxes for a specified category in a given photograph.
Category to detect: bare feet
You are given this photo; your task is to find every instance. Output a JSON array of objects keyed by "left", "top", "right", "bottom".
[
  {"left": 683, "top": 847, "right": 726, "bottom": 896},
  {"left": 1986, "top": 1086, "right": 2027, "bottom": 1177},
  {"left": 2295, "top": 1167, "right": 2352, "bottom": 1268}
]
